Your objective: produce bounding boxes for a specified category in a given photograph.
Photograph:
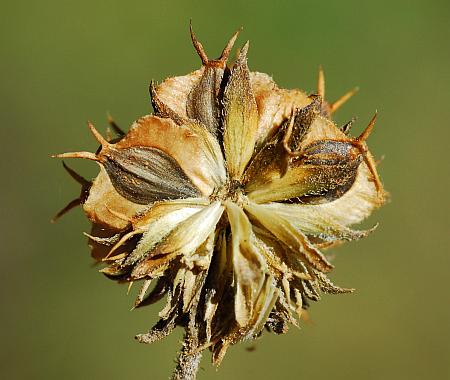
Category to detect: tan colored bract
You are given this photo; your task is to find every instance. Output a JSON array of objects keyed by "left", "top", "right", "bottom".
[{"left": 54, "top": 25, "right": 385, "bottom": 380}]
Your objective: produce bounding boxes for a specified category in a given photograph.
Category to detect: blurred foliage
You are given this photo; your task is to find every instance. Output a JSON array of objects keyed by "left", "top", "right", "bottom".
[{"left": 1, "top": 0, "right": 449, "bottom": 379}]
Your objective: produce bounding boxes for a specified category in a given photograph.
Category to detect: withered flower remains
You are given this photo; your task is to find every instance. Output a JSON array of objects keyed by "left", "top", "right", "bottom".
[{"left": 54, "top": 26, "right": 385, "bottom": 379}]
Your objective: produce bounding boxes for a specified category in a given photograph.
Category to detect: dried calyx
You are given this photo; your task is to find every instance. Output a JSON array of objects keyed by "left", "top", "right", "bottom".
[{"left": 54, "top": 25, "right": 385, "bottom": 380}]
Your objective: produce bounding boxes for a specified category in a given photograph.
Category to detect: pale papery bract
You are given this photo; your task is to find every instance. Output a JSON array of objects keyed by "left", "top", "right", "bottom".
[{"left": 53, "top": 26, "right": 385, "bottom": 380}]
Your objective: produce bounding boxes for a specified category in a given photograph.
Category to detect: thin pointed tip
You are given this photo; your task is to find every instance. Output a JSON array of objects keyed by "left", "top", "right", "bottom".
[
  {"left": 330, "top": 86, "right": 359, "bottom": 114},
  {"left": 357, "top": 111, "right": 378, "bottom": 142},
  {"left": 317, "top": 65, "right": 325, "bottom": 98},
  {"left": 52, "top": 151, "right": 98, "bottom": 161},
  {"left": 106, "top": 114, "right": 125, "bottom": 137},
  {"left": 340, "top": 117, "right": 357, "bottom": 134},
  {"left": 189, "top": 21, "right": 209, "bottom": 65},
  {"left": 87, "top": 121, "right": 109, "bottom": 147},
  {"left": 218, "top": 27, "right": 242, "bottom": 64},
  {"left": 237, "top": 41, "right": 250, "bottom": 60},
  {"left": 127, "top": 281, "right": 134, "bottom": 295},
  {"left": 51, "top": 198, "right": 81, "bottom": 223},
  {"left": 363, "top": 151, "right": 384, "bottom": 194}
]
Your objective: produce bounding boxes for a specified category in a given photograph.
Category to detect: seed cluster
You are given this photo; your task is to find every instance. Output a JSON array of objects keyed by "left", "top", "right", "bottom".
[{"left": 54, "top": 26, "right": 385, "bottom": 380}]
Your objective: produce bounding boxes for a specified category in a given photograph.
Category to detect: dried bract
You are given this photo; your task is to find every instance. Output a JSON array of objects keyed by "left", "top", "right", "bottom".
[{"left": 53, "top": 26, "right": 385, "bottom": 380}]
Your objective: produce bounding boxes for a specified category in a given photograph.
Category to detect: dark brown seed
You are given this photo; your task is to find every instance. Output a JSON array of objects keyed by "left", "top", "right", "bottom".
[{"left": 102, "top": 146, "right": 201, "bottom": 204}]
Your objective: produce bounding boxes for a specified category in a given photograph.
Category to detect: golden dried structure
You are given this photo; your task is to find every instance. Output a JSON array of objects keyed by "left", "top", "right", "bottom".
[{"left": 54, "top": 26, "right": 385, "bottom": 379}]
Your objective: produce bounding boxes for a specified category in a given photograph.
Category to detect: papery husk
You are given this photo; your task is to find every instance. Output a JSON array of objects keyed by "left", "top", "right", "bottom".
[
  {"left": 151, "top": 69, "right": 205, "bottom": 124},
  {"left": 83, "top": 166, "right": 147, "bottom": 231},
  {"left": 250, "top": 72, "right": 311, "bottom": 148}
]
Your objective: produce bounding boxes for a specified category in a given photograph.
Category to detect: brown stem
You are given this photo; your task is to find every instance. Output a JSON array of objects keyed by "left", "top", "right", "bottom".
[{"left": 171, "top": 336, "right": 202, "bottom": 380}]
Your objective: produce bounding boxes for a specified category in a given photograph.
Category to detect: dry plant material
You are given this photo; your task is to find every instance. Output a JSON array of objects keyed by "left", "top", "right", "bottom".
[{"left": 53, "top": 26, "right": 386, "bottom": 379}]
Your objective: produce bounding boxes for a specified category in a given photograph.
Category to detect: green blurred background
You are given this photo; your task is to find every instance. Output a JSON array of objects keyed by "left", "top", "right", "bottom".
[{"left": 1, "top": 0, "right": 449, "bottom": 379}]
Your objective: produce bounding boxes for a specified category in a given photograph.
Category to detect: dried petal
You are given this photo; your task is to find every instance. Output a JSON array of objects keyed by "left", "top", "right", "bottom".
[
  {"left": 203, "top": 229, "right": 232, "bottom": 342},
  {"left": 123, "top": 199, "right": 208, "bottom": 267},
  {"left": 245, "top": 202, "right": 334, "bottom": 273},
  {"left": 181, "top": 232, "right": 215, "bottom": 313},
  {"left": 226, "top": 201, "right": 267, "bottom": 326},
  {"left": 223, "top": 43, "right": 259, "bottom": 179},
  {"left": 258, "top": 202, "right": 374, "bottom": 242},
  {"left": 131, "top": 202, "right": 224, "bottom": 279}
]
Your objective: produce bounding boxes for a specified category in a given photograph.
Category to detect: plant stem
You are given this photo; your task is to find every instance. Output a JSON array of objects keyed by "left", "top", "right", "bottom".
[{"left": 171, "top": 337, "right": 202, "bottom": 380}]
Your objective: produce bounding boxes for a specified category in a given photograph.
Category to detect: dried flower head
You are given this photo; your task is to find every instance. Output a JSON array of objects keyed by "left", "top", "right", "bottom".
[{"left": 53, "top": 26, "right": 385, "bottom": 379}]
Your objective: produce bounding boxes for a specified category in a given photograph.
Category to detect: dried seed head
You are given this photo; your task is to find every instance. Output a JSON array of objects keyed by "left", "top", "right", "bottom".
[{"left": 53, "top": 26, "right": 385, "bottom": 379}]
